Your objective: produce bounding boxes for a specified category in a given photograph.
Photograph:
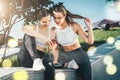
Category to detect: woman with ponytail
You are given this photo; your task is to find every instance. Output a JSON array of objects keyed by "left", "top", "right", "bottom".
[{"left": 51, "top": 2, "right": 94, "bottom": 80}]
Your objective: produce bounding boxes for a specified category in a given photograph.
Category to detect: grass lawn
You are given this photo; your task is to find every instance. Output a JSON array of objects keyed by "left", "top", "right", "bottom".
[{"left": 80, "top": 27, "right": 120, "bottom": 51}]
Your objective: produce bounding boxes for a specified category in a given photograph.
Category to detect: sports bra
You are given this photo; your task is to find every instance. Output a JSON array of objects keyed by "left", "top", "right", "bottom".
[
  {"left": 35, "top": 24, "right": 50, "bottom": 48},
  {"left": 56, "top": 25, "right": 79, "bottom": 46}
]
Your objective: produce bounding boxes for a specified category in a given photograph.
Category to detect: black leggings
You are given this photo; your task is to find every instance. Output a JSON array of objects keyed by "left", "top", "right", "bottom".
[
  {"left": 59, "top": 48, "right": 92, "bottom": 80},
  {"left": 17, "top": 34, "right": 55, "bottom": 80}
]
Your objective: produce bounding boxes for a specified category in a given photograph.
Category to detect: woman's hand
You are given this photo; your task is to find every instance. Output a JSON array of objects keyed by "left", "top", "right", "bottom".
[
  {"left": 42, "top": 37, "right": 52, "bottom": 45},
  {"left": 48, "top": 39, "right": 58, "bottom": 52},
  {"left": 84, "top": 18, "right": 92, "bottom": 28},
  {"left": 84, "top": 17, "right": 94, "bottom": 44}
]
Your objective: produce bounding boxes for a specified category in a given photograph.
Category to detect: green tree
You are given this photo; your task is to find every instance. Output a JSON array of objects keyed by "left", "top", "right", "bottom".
[
  {"left": 0, "top": 0, "right": 54, "bottom": 46},
  {"left": 0, "top": 0, "right": 54, "bottom": 25},
  {"left": 0, "top": 0, "right": 54, "bottom": 64}
]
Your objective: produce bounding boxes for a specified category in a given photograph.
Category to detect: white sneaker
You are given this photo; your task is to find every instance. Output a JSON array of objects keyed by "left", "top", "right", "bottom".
[
  {"left": 32, "top": 58, "right": 45, "bottom": 71},
  {"left": 67, "top": 59, "right": 79, "bottom": 69}
]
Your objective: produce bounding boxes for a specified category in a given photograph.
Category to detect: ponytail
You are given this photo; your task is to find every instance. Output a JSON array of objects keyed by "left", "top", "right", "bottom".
[
  {"left": 66, "top": 10, "right": 85, "bottom": 23},
  {"left": 51, "top": 2, "right": 85, "bottom": 23}
]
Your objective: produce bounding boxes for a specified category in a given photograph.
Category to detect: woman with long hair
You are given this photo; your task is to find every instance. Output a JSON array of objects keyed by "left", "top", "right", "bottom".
[
  {"left": 18, "top": 8, "right": 58, "bottom": 80},
  {"left": 50, "top": 2, "right": 94, "bottom": 80}
]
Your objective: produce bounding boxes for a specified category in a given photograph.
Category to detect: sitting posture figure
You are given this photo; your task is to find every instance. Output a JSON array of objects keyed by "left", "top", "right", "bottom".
[
  {"left": 17, "top": 8, "right": 57, "bottom": 80},
  {"left": 50, "top": 3, "right": 94, "bottom": 80}
]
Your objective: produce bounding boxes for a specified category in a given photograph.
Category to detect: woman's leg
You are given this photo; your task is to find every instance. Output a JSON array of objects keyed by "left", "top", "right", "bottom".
[
  {"left": 18, "top": 34, "right": 55, "bottom": 79},
  {"left": 17, "top": 34, "right": 39, "bottom": 67},
  {"left": 24, "top": 34, "right": 40, "bottom": 59},
  {"left": 24, "top": 34, "right": 46, "bottom": 70},
  {"left": 18, "top": 48, "right": 33, "bottom": 67},
  {"left": 59, "top": 48, "right": 92, "bottom": 80},
  {"left": 75, "top": 49, "right": 92, "bottom": 80},
  {"left": 43, "top": 56, "right": 55, "bottom": 80}
]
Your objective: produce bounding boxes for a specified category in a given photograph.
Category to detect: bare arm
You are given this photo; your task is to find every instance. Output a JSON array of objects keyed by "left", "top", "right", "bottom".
[
  {"left": 48, "top": 39, "right": 59, "bottom": 64},
  {"left": 22, "top": 25, "right": 50, "bottom": 43},
  {"left": 75, "top": 18, "right": 94, "bottom": 44},
  {"left": 84, "top": 18, "right": 94, "bottom": 44}
]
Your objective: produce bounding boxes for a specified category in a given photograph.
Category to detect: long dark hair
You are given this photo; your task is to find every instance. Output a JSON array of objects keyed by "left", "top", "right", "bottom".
[
  {"left": 37, "top": 8, "right": 50, "bottom": 20},
  {"left": 50, "top": 2, "right": 85, "bottom": 23}
]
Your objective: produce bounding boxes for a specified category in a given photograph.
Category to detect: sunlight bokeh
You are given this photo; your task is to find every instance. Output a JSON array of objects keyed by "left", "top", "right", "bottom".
[
  {"left": 106, "top": 64, "right": 117, "bottom": 75},
  {"left": 2, "top": 58, "right": 12, "bottom": 67},
  {"left": 107, "top": 37, "right": 115, "bottom": 44},
  {"left": 8, "top": 38, "right": 18, "bottom": 48},
  {"left": 87, "top": 46, "right": 97, "bottom": 56},
  {"left": 117, "top": 2, "right": 120, "bottom": 12},
  {"left": 105, "top": 2, "right": 120, "bottom": 21},
  {"left": 114, "top": 40, "right": 120, "bottom": 50},
  {"left": 13, "top": 70, "right": 29, "bottom": 80},
  {"left": 103, "top": 55, "right": 113, "bottom": 65},
  {"left": 0, "top": 3, "right": 3, "bottom": 13},
  {"left": 55, "top": 72, "right": 65, "bottom": 80},
  {"left": 0, "top": 58, "right": 2, "bottom": 63}
]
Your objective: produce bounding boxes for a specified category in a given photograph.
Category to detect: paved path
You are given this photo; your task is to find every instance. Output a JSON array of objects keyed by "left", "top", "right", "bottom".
[
  {"left": 0, "top": 48, "right": 20, "bottom": 58},
  {"left": 0, "top": 67, "right": 44, "bottom": 80},
  {"left": 88, "top": 36, "right": 120, "bottom": 63}
]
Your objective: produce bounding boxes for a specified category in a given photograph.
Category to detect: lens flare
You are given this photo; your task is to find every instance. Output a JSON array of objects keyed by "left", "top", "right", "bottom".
[
  {"left": 106, "top": 64, "right": 117, "bottom": 75},
  {"left": 2, "top": 58, "right": 12, "bottom": 67},
  {"left": 87, "top": 46, "right": 97, "bottom": 56},
  {"left": 107, "top": 37, "right": 115, "bottom": 44},
  {"left": 8, "top": 38, "right": 18, "bottom": 48},
  {"left": 103, "top": 55, "right": 113, "bottom": 65},
  {"left": 0, "top": 3, "right": 3, "bottom": 13},
  {"left": 117, "top": 2, "right": 120, "bottom": 12},
  {"left": 0, "top": 58, "right": 2, "bottom": 63},
  {"left": 55, "top": 72, "right": 65, "bottom": 80},
  {"left": 13, "top": 70, "right": 29, "bottom": 80},
  {"left": 114, "top": 40, "right": 120, "bottom": 50},
  {"left": 105, "top": 2, "right": 120, "bottom": 21}
]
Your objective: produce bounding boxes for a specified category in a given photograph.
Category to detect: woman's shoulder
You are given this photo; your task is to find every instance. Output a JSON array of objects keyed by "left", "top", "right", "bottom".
[
  {"left": 70, "top": 22, "right": 82, "bottom": 29},
  {"left": 70, "top": 22, "right": 84, "bottom": 33},
  {"left": 71, "top": 22, "right": 80, "bottom": 26},
  {"left": 24, "top": 24, "right": 36, "bottom": 30}
]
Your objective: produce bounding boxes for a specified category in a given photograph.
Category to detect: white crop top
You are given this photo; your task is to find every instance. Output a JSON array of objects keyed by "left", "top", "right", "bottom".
[
  {"left": 35, "top": 25, "right": 50, "bottom": 48},
  {"left": 56, "top": 25, "right": 78, "bottom": 46}
]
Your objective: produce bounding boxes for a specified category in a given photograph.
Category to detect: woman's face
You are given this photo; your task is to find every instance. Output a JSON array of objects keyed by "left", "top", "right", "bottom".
[
  {"left": 39, "top": 14, "right": 51, "bottom": 27},
  {"left": 53, "top": 11, "right": 66, "bottom": 26}
]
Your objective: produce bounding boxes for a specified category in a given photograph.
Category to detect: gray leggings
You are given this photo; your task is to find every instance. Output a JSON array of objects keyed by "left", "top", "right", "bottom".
[
  {"left": 59, "top": 48, "right": 92, "bottom": 80},
  {"left": 17, "top": 34, "right": 55, "bottom": 80}
]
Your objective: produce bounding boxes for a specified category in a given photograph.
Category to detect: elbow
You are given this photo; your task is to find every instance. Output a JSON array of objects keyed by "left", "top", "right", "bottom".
[
  {"left": 22, "top": 26, "right": 25, "bottom": 32},
  {"left": 88, "top": 39, "right": 94, "bottom": 45},
  {"left": 22, "top": 26, "right": 27, "bottom": 33},
  {"left": 89, "top": 41, "right": 94, "bottom": 45},
  {"left": 88, "top": 37, "right": 94, "bottom": 45},
  {"left": 86, "top": 40, "right": 94, "bottom": 45}
]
